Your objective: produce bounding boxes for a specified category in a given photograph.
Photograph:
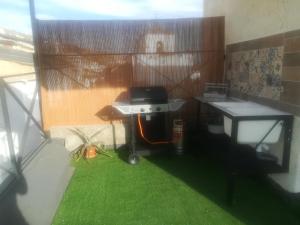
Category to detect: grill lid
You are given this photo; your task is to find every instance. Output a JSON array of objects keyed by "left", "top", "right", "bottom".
[{"left": 130, "top": 86, "right": 168, "bottom": 104}]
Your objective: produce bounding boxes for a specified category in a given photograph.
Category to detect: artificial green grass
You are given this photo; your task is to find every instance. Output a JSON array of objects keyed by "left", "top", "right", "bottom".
[{"left": 52, "top": 152, "right": 300, "bottom": 225}]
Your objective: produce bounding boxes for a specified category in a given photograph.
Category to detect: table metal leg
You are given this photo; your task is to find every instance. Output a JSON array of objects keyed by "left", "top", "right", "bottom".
[
  {"left": 226, "top": 119, "right": 238, "bottom": 206},
  {"left": 196, "top": 101, "right": 201, "bottom": 126},
  {"left": 282, "top": 117, "right": 293, "bottom": 171},
  {"left": 226, "top": 172, "right": 236, "bottom": 206}
]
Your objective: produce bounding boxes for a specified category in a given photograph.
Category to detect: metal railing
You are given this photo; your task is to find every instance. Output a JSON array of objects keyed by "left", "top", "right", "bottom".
[{"left": 0, "top": 73, "right": 48, "bottom": 194}]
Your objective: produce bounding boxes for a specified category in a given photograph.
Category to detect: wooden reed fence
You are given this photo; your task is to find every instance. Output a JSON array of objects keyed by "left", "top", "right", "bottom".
[{"left": 35, "top": 17, "right": 225, "bottom": 130}]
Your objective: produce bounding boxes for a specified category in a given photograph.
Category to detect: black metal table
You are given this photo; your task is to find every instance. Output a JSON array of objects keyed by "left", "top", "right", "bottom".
[{"left": 194, "top": 97, "right": 294, "bottom": 205}]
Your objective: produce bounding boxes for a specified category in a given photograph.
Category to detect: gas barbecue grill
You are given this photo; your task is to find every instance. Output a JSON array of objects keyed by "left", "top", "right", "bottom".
[{"left": 113, "top": 86, "right": 185, "bottom": 164}]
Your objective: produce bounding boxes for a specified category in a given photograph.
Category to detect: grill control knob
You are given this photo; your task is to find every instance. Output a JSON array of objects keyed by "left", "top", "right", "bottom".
[
  {"left": 140, "top": 108, "right": 145, "bottom": 113},
  {"left": 156, "top": 107, "right": 161, "bottom": 111}
]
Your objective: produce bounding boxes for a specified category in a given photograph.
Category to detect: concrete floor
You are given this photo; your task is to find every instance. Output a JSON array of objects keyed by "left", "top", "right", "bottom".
[{"left": 0, "top": 139, "right": 74, "bottom": 225}]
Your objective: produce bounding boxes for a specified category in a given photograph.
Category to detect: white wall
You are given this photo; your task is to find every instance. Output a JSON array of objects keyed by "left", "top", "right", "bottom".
[
  {"left": 203, "top": 0, "right": 300, "bottom": 45},
  {"left": 202, "top": 0, "right": 225, "bottom": 18},
  {"left": 225, "top": 0, "right": 300, "bottom": 44}
]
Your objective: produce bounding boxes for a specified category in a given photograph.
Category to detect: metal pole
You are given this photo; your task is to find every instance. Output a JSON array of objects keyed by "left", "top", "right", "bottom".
[
  {"left": 128, "top": 115, "right": 139, "bottom": 164},
  {"left": 29, "top": 0, "right": 37, "bottom": 43},
  {"left": 28, "top": 0, "right": 46, "bottom": 131}
]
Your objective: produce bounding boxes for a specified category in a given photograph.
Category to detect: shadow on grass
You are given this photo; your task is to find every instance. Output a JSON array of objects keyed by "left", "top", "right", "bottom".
[
  {"left": 116, "top": 130, "right": 300, "bottom": 225},
  {"left": 145, "top": 153, "right": 300, "bottom": 225},
  {"left": 114, "top": 145, "right": 129, "bottom": 163}
]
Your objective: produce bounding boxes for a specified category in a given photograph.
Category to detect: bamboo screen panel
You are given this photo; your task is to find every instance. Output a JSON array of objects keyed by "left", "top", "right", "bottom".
[{"left": 36, "top": 17, "right": 224, "bottom": 130}]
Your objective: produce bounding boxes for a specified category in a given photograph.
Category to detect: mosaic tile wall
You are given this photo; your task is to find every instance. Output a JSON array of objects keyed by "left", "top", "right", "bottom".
[{"left": 226, "top": 46, "right": 284, "bottom": 100}]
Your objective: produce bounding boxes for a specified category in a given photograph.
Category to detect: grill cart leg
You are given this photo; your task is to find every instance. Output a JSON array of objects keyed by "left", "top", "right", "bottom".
[{"left": 129, "top": 115, "right": 139, "bottom": 165}]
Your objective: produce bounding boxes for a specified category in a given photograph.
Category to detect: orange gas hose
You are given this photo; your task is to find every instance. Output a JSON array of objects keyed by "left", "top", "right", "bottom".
[{"left": 137, "top": 113, "right": 170, "bottom": 145}]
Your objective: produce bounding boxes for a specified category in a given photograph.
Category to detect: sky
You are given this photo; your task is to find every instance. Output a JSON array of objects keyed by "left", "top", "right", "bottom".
[{"left": 0, "top": 0, "right": 203, "bottom": 35}]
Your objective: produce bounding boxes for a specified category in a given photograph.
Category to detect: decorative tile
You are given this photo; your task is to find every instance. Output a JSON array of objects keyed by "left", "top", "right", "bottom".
[{"left": 227, "top": 46, "right": 284, "bottom": 100}]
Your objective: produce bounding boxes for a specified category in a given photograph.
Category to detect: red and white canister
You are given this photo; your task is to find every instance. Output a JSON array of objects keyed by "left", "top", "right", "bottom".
[{"left": 172, "top": 119, "right": 184, "bottom": 155}]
